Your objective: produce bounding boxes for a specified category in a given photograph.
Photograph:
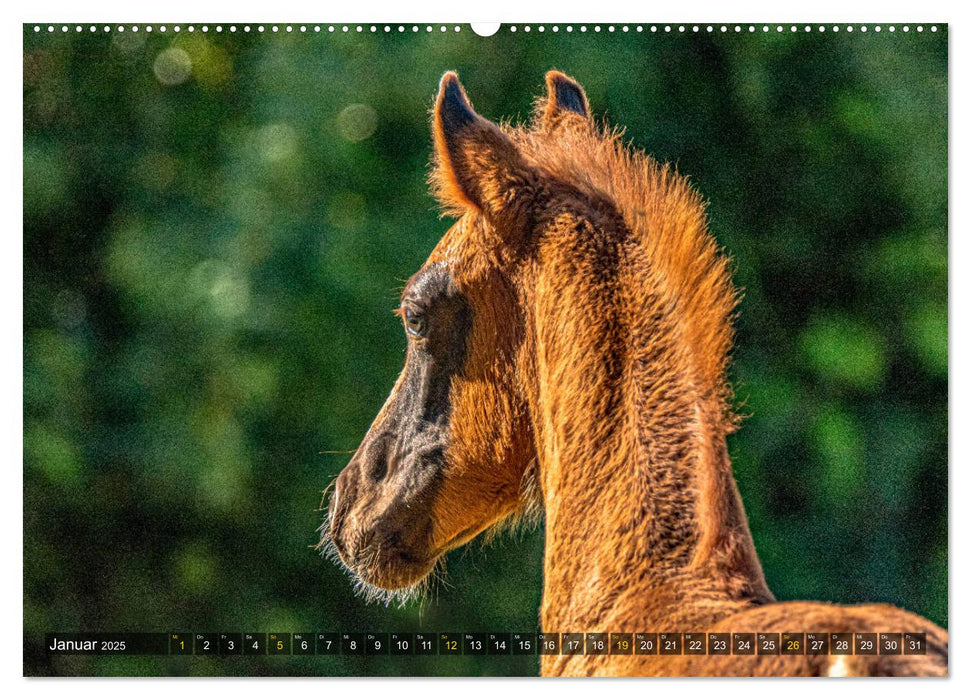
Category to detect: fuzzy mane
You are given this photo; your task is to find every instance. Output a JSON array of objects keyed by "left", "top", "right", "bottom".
[{"left": 509, "top": 112, "right": 739, "bottom": 429}]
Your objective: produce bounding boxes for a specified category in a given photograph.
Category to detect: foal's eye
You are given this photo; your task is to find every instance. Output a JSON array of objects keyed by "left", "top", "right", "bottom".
[{"left": 404, "top": 308, "right": 427, "bottom": 337}]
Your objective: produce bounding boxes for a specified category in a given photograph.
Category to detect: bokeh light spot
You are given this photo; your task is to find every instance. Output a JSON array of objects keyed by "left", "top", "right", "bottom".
[
  {"left": 337, "top": 104, "right": 378, "bottom": 142},
  {"left": 153, "top": 47, "right": 192, "bottom": 86},
  {"left": 255, "top": 123, "right": 298, "bottom": 164}
]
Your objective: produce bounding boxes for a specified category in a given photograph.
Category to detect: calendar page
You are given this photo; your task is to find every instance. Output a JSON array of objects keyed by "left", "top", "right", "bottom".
[{"left": 23, "top": 20, "right": 948, "bottom": 678}]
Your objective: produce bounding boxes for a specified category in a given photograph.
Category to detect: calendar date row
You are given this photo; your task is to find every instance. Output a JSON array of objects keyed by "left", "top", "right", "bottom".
[{"left": 46, "top": 632, "right": 928, "bottom": 656}]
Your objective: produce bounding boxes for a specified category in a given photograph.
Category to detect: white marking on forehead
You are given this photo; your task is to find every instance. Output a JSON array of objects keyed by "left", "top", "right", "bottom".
[{"left": 827, "top": 655, "right": 852, "bottom": 677}]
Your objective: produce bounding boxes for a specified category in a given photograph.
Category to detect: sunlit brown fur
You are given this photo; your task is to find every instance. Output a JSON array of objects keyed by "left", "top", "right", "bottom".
[{"left": 325, "top": 71, "right": 947, "bottom": 676}]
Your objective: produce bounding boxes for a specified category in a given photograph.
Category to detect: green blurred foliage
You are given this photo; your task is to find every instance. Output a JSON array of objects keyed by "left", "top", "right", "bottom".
[{"left": 23, "top": 25, "right": 946, "bottom": 676}]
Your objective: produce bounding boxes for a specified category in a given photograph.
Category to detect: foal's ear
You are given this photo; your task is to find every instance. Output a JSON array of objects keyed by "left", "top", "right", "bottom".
[
  {"left": 432, "top": 72, "right": 537, "bottom": 229},
  {"left": 538, "top": 71, "right": 591, "bottom": 131}
]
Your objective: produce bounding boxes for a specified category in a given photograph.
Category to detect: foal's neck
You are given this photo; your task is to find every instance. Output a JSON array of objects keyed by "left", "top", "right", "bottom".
[{"left": 525, "top": 230, "right": 773, "bottom": 632}]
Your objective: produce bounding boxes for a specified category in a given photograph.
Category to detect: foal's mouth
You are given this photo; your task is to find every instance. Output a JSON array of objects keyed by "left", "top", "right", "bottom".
[
  {"left": 337, "top": 521, "right": 486, "bottom": 595},
  {"left": 339, "top": 531, "right": 439, "bottom": 592}
]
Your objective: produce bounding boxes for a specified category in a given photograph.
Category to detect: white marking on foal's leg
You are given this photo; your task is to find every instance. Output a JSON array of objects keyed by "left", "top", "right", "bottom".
[{"left": 827, "top": 656, "right": 852, "bottom": 677}]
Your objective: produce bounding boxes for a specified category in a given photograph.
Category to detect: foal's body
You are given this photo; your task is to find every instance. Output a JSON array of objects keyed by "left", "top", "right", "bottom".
[{"left": 324, "top": 71, "right": 947, "bottom": 676}]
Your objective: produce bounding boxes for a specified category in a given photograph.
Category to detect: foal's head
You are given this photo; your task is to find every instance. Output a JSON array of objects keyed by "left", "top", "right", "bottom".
[{"left": 322, "top": 71, "right": 627, "bottom": 601}]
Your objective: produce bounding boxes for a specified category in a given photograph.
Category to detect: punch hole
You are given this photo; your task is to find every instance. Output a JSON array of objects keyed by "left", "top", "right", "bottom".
[{"left": 471, "top": 23, "right": 500, "bottom": 37}]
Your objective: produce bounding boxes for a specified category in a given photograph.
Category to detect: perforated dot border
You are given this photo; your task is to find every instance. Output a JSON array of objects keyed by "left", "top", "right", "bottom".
[
  {"left": 28, "top": 24, "right": 465, "bottom": 34},
  {"left": 29, "top": 24, "right": 941, "bottom": 35},
  {"left": 505, "top": 24, "right": 939, "bottom": 34}
]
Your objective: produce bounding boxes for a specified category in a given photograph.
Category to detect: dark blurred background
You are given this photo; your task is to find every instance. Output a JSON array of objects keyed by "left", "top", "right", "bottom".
[{"left": 23, "top": 24, "right": 947, "bottom": 676}]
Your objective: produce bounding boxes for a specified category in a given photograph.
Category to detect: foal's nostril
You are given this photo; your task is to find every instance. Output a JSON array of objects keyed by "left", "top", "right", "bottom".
[{"left": 367, "top": 458, "right": 389, "bottom": 482}]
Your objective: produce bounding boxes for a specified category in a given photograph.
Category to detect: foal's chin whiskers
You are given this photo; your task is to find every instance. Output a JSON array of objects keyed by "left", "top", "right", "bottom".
[
  {"left": 313, "top": 478, "right": 340, "bottom": 557},
  {"left": 317, "top": 477, "right": 339, "bottom": 512}
]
